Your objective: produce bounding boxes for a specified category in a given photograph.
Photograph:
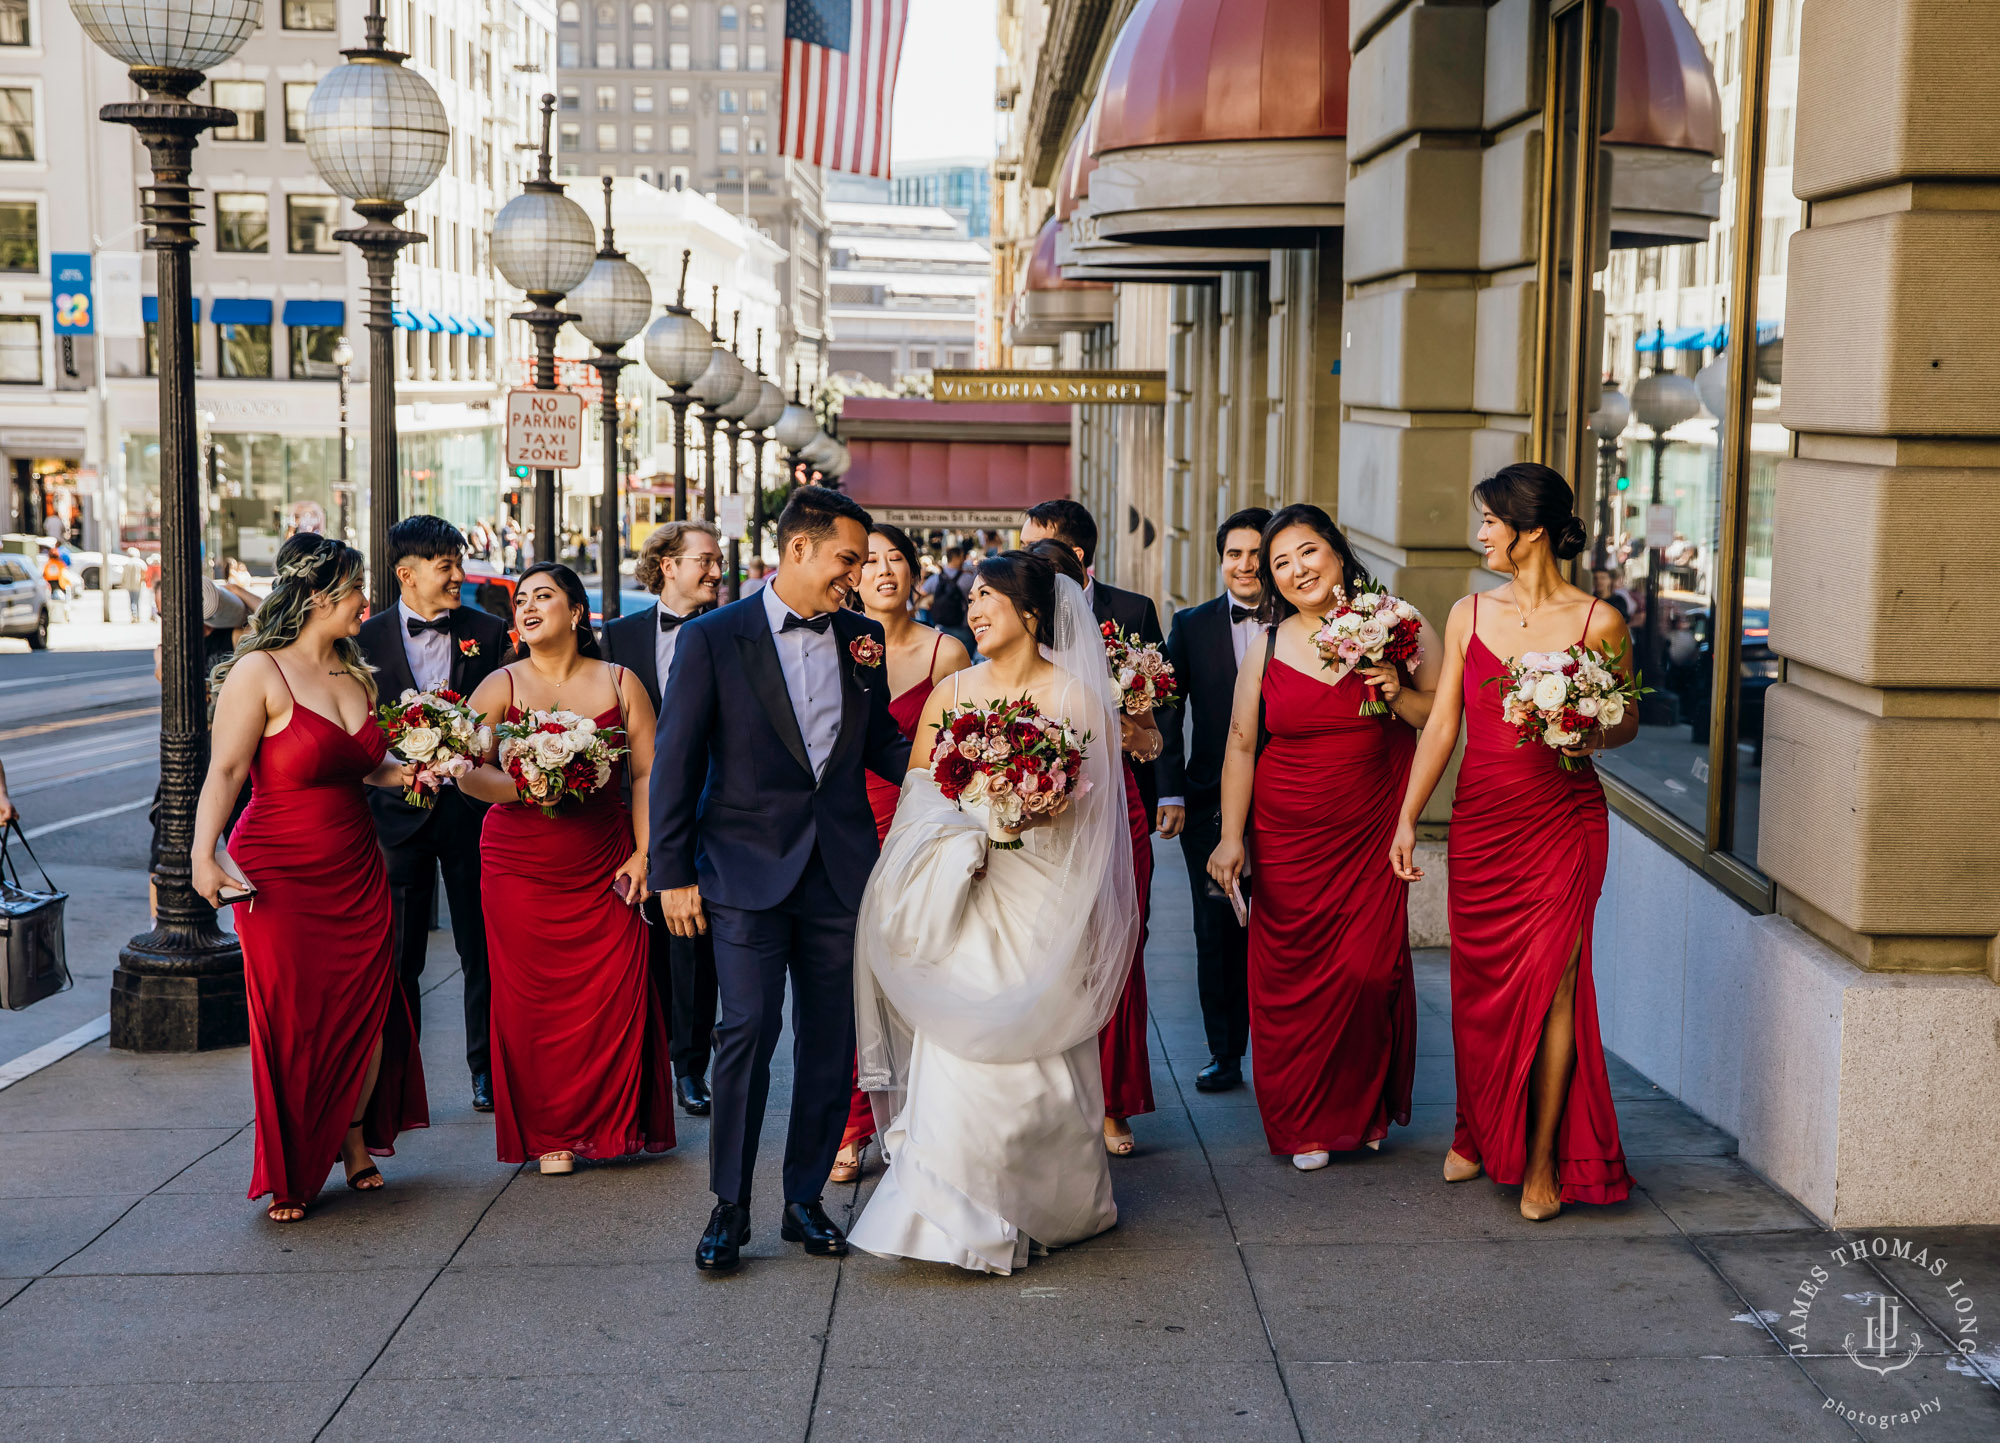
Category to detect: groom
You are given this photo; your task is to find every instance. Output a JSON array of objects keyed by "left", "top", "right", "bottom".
[{"left": 649, "top": 486, "right": 910, "bottom": 1274}]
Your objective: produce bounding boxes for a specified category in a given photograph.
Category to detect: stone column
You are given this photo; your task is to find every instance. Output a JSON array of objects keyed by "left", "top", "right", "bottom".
[
  {"left": 1217, "top": 270, "right": 1271, "bottom": 521},
  {"left": 1265, "top": 242, "right": 1345, "bottom": 512},
  {"left": 1165, "top": 282, "right": 1222, "bottom": 608},
  {"left": 1114, "top": 283, "right": 1170, "bottom": 599}
]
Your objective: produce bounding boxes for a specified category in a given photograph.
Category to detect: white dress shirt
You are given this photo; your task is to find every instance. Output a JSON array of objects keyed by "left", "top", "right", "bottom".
[
  {"left": 398, "top": 600, "right": 452, "bottom": 693},
  {"left": 654, "top": 603, "right": 694, "bottom": 692},
  {"left": 761, "top": 582, "right": 842, "bottom": 780},
  {"left": 1229, "top": 600, "right": 1261, "bottom": 667}
]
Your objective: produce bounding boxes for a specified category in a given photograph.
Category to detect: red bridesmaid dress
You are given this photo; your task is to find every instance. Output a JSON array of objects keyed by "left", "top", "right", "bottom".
[
  {"left": 1247, "top": 658, "right": 1415, "bottom": 1154},
  {"left": 845, "top": 635, "right": 945, "bottom": 1153},
  {"left": 481, "top": 672, "right": 674, "bottom": 1163},
  {"left": 1099, "top": 759, "right": 1156, "bottom": 1120},
  {"left": 232, "top": 667, "right": 426, "bottom": 1207},
  {"left": 1448, "top": 596, "right": 1629, "bottom": 1203}
]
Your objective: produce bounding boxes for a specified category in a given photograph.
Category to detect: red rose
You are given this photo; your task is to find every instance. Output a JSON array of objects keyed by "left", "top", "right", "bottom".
[{"left": 934, "top": 750, "right": 972, "bottom": 795}]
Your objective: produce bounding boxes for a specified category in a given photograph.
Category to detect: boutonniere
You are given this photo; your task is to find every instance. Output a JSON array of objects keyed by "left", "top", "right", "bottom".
[
  {"left": 848, "top": 635, "right": 884, "bottom": 669},
  {"left": 458, "top": 638, "right": 480, "bottom": 658}
]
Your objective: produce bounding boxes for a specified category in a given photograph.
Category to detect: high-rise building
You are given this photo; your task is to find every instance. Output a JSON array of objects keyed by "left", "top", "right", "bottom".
[
  {"left": 825, "top": 202, "right": 987, "bottom": 386},
  {"left": 887, "top": 157, "right": 991, "bottom": 239}
]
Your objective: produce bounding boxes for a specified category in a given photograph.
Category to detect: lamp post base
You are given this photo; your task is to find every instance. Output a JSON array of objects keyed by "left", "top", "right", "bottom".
[{"left": 111, "top": 935, "right": 247, "bottom": 1053}]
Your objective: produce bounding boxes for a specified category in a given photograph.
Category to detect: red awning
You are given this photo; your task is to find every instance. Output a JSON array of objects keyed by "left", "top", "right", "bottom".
[{"left": 838, "top": 398, "right": 1071, "bottom": 523}]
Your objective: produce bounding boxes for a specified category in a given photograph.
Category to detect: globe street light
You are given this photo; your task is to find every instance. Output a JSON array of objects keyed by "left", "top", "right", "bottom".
[
  {"left": 713, "top": 313, "right": 764, "bottom": 602},
  {"left": 569, "top": 178, "right": 652, "bottom": 619},
  {"left": 493, "top": 95, "right": 596, "bottom": 565},
  {"left": 1587, "top": 381, "right": 1630, "bottom": 570},
  {"left": 738, "top": 330, "right": 786, "bottom": 571},
  {"left": 773, "top": 362, "right": 820, "bottom": 481},
  {"left": 686, "top": 287, "right": 750, "bottom": 524},
  {"left": 1632, "top": 345, "right": 1703, "bottom": 711},
  {"left": 301, "top": 0, "right": 449, "bottom": 613},
  {"left": 71, "top": 0, "right": 257, "bottom": 1050},
  {"left": 641, "top": 251, "right": 711, "bottom": 523}
]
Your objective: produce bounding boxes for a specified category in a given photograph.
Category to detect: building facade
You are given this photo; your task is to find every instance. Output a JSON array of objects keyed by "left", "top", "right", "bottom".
[
  {"left": 824, "top": 201, "right": 986, "bottom": 387},
  {"left": 999, "top": 0, "right": 1999, "bottom": 1227}
]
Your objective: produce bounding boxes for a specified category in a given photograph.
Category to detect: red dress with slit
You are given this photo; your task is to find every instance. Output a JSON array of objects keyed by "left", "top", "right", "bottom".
[
  {"left": 1098, "top": 759, "right": 1156, "bottom": 1120},
  {"left": 1447, "top": 596, "right": 1630, "bottom": 1203},
  {"left": 232, "top": 681, "right": 426, "bottom": 1206},
  {"left": 481, "top": 677, "right": 674, "bottom": 1163},
  {"left": 1246, "top": 659, "right": 1416, "bottom": 1153}
]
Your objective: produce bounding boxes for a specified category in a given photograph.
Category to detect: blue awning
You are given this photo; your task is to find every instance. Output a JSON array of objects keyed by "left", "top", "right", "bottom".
[
  {"left": 464, "top": 316, "right": 496, "bottom": 338},
  {"left": 212, "top": 298, "right": 272, "bottom": 327},
  {"left": 141, "top": 296, "right": 201, "bottom": 323},
  {"left": 391, "top": 307, "right": 419, "bottom": 331},
  {"left": 1706, "top": 319, "right": 1784, "bottom": 350},
  {"left": 437, "top": 313, "right": 464, "bottom": 335},
  {"left": 281, "top": 299, "right": 345, "bottom": 328},
  {"left": 416, "top": 309, "right": 444, "bottom": 333}
]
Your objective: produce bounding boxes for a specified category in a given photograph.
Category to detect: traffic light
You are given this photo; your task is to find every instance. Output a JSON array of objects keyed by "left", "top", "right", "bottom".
[
  {"left": 1615, "top": 473, "right": 1631, "bottom": 492},
  {"left": 512, "top": 464, "right": 530, "bottom": 480}
]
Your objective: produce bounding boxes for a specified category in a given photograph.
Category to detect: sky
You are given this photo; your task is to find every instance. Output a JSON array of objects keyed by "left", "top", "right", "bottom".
[{"left": 891, "top": 0, "right": 1001, "bottom": 166}]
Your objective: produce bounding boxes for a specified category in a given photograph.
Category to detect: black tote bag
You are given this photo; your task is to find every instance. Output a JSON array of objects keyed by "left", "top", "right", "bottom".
[{"left": 0, "top": 819, "right": 70, "bottom": 1011}]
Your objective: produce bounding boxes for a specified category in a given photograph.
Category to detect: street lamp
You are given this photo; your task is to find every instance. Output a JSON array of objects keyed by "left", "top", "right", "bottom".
[
  {"left": 686, "top": 287, "right": 750, "bottom": 524},
  {"left": 1631, "top": 359, "right": 1702, "bottom": 708},
  {"left": 70, "top": 0, "right": 259, "bottom": 1049},
  {"left": 1588, "top": 381, "right": 1630, "bottom": 570},
  {"left": 492, "top": 94, "right": 597, "bottom": 566},
  {"left": 641, "top": 250, "right": 711, "bottom": 524},
  {"left": 569, "top": 178, "right": 652, "bottom": 619},
  {"left": 300, "top": 0, "right": 449, "bottom": 613},
  {"left": 773, "top": 362, "right": 820, "bottom": 480},
  {"left": 332, "top": 335, "right": 354, "bottom": 543},
  {"left": 800, "top": 429, "right": 839, "bottom": 483},
  {"left": 713, "top": 313, "right": 764, "bottom": 602},
  {"left": 738, "top": 330, "right": 787, "bottom": 571}
]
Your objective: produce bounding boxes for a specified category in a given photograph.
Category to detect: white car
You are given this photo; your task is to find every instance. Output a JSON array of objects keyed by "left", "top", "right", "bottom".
[{"left": 0, "top": 554, "right": 51, "bottom": 649}]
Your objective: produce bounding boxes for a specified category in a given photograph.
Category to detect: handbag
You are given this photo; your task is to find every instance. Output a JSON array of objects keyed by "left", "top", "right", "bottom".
[{"left": 0, "top": 819, "right": 70, "bottom": 1011}]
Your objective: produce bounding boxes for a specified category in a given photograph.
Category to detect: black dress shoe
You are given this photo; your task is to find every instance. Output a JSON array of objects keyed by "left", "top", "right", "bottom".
[
  {"left": 676, "top": 1073, "right": 711, "bottom": 1116},
  {"left": 696, "top": 1200, "right": 751, "bottom": 1273},
  {"left": 1195, "top": 1057, "right": 1243, "bottom": 1093},
  {"left": 780, "top": 1199, "right": 849, "bottom": 1257},
  {"left": 470, "top": 1072, "right": 495, "bottom": 1112}
]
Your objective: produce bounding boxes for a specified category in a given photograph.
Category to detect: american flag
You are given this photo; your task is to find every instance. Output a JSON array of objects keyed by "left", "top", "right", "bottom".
[{"left": 780, "top": 0, "right": 909, "bottom": 178}]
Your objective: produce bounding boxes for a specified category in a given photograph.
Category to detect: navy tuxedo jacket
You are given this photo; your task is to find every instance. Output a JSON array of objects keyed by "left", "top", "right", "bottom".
[
  {"left": 646, "top": 594, "right": 911, "bottom": 913},
  {"left": 1160, "top": 593, "right": 1245, "bottom": 813},
  {"left": 600, "top": 602, "right": 668, "bottom": 714}
]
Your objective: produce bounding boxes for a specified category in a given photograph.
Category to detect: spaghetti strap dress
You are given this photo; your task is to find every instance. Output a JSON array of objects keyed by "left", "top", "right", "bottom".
[
  {"left": 1099, "top": 760, "right": 1156, "bottom": 1120},
  {"left": 1447, "top": 596, "right": 1630, "bottom": 1203}
]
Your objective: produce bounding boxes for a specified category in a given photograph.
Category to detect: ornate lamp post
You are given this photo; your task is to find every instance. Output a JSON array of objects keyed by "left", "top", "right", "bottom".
[
  {"left": 641, "top": 251, "right": 711, "bottom": 524},
  {"left": 738, "top": 331, "right": 787, "bottom": 569},
  {"left": 492, "top": 95, "right": 597, "bottom": 565},
  {"left": 1632, "top": 361, "right": 1702, "bottom": 711},
  {"left": 773, "top": 363, "right": 820, "bottom": 480},
  {"left": 713, "top": 314, "right": 764, "bottom": 602},
  {"left": 71, "top": 0, "right": 258, "bottom": 1049},
  {"left": 686, "top": 288, "right": 750, "bottom": 524},
  {"left": 332, "top": 335, "right": 355, "bottom": 542},
  {"left": 568, "top": 178, "right": 652, "bottom": 618},
  {"left": 1587, "top": 382, "right": 1630, "bottom": 571},
  {"left": 300, "top": 0, "right": 449, "bottom": 612}
]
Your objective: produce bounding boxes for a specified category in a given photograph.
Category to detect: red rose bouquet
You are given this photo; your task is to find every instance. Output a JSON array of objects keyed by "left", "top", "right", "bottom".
[
  {"left": 1100, "top": 621, "right": 1179, "bottom": 716},
  {"left": 929, "top": 696, "right": 1093, "bottom": 849},
  {"left": 1310, "top": 588, "right": 1423, "bottom": 716},
  {"left": 375, "top": 687, "right": 487, "bottom": 808},
  {"left": 493, "top": 708, "right": 629, "bottom": 817}
]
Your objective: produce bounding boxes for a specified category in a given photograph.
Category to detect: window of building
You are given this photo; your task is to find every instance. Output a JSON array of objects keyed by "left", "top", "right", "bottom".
[
  {"left": 669, "top": 3, "right": 688, "bottom": 24},
  {"left": 721, "top": 164, "right": 739, "bottom": 181},
  {"left": 211, "top": 81, "right": 265, "bottom": 141},
  {"left": 717, "top": 89, "right": 737, "bottom": 112},
  {"left": 283, "top": 82, "right": 314, "bottom": 143},
  {"left": 143, "top": 321, "right": 199, "bottom": 377},
  {"left": 718, "top": 125, "right": 738, "bottom": 154},
  {"left": 559, "top": 0, "right": 579, "bottom": 21},
  {"left": 748, "top": 4, "right": 764, "bottom": 28},
  {"left": 597, "top": 122, "right": 618, "bottom": 149},
  {"left": 218, "top": 322, "right": 273, "bottom": 378},
  {"left": 216, "top": 193, "right": 269, "bottom": 253},
  {"left": 718, "top": 42, "right": 738, "bottom": 69},
  {"left": 747, "top": 88, "right": 767, "bottom": 113},
  {"left": 668, "top": 125, "right": 690, "bottom": 153},
  {"left": 0, "top": 87, "right": 32, "bottom": 161},
  {"left": 747, "top": 129, "right": 765, "bottom": 154},
  {"left": 596, "top": 2, "right": 615, "bottom": 21},
  {"left": 596, "top": 41, "right": 616, "bottom": 66},
  {"left": 562, "top": 85, "right": 582, "bottom": 111},
  {"left": 283, "top": 0, "right": 335, "bottom": 30},
  {"left": 720, "top": 3, "right": 737, "bottom": 27},
  {"left": 633, "top": 123, "right": 654, "bottom": 149},
  {"left": 0, "top": 199, "right": 32, "bottom": 272},
  {"left": 0, "top": 0, "right": 27, "bottom": 46},
  {"left": 560, "top": 122, "right": 582, "bottom": 152},
  {"left": 288, "top": 326, "right": 343, "bottom": 379},
  {"left": 596, "top": 84, "right": 618, "bottom": 109},
  {"left": 668, "top": 164, "right": 690, "bottom": 190},
  {"left": 668, "top": 42, "right": 689, "bottom": 69},
  {"left": 633, "top": 41, "right": 653, "bottom": 67},
  {"left": 633, "top": 2, "right": 654, "bottom": 23},
  {"left": 560, "top": 40, "right": 580, "bottom": 67},
  {"left": 0, "top": 315, "right": 37, "bottom": 383},
  {"left": 286, "top": 195, "right": 341, "bottom": 254},
  {"left": 747, "top": 165, "right": 766, "bottom": 184},
  {"left": 745, "top": 43, "right": 764, "bottom": 71},
  {"left": 669, "top": 86, "right": 690, "bottom": 110},
  {"left": 908, "top": 348, "right": 935, "bottom": 372},
  {"left": 633, "top": 85, "right": 654, "bottom": 111}
]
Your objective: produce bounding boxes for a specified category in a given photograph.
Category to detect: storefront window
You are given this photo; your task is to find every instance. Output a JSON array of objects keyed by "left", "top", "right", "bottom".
[
  {"left": 287, "top": 195, "right": 341, "bottom": 253},
  {"left": 216, "top": 193, "right": 269, "bottom": 253},
  {"left": 398, "top": 427, "right": 501, "bottom": 533},
  {"left": 218, "top": 323, "right": 273, "bottom": 378},
  {"left": 289, "top": 326, "right": 343, "bottom": 379}
]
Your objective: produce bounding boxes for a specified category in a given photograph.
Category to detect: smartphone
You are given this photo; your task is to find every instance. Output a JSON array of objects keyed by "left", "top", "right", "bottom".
[
  {"left": 612, "top": 874, "right": 633, "bottom": 903},
  {"left": 1227, "top": 879, "right": 1249, "bottom": 928}
]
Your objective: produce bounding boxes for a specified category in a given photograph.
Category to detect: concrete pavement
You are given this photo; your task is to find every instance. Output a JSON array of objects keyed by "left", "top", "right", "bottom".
[{"left": 2, "top": 840, "right": 1997, "bottom": 1441}]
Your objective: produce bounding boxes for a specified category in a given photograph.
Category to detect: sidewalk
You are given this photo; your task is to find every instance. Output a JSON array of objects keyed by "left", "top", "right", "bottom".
[{"left": 2, "top": 842, "right": 1996, "bottom": 1441}]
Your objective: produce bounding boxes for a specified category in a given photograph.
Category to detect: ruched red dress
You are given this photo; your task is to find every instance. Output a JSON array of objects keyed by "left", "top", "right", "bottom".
[
  {"left": 1447, "top": 596, "right": 1630, "bottom": 1203},
  {"left": 1099, "top": 759, "right": 1156, "bottom": 1120},
  {"left": 1246, "top": 658, "right": 1415, "bottom": 1154},
  {"left": 232, "top": 677, "right": 426, "bottom": 1206}
]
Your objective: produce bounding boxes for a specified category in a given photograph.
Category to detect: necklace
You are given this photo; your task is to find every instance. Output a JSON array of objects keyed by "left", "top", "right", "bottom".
[{"left": 1508, "top": 585, "right": 1555, "bottom": 629}]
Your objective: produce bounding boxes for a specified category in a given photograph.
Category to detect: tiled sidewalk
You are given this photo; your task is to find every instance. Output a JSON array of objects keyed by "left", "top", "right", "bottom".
[{"left": 2, "top": 842, "right": 1996, "bottom": 1440}]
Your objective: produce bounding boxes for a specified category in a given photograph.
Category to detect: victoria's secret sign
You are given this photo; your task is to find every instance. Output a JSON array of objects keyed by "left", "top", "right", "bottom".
[{"left": 931, "top": 369, "right": 1166, "bottom": 405}]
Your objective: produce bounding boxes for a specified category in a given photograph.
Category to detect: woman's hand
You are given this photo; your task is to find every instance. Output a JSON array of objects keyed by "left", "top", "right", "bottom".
[
  {"left": 1360, "top": 663, "right": 1403, "bottom": 709},
  {"left": 1560, "top": 726, "right": 1601, "bottom": 760},
  {"left": 1119, "top": 712, "right": 1162, "bottom": 763},
  {"left": 192, "top": 849, "right": 230, "bottom": 908},
  {"left": 1207, "top": 834, "right": 1247, "bottom": 895},
  {"left": 1388, "top": 817, "right": 1423, "bottom": 882},
  {"left": 366, "top": 758, "right": 419, "bottom": 791},
  {"left": 0, "top": 790, "right": 18, "bottom": 828},
  {"left": 613, "top": 848, "right": 649, "bottom": 908}
]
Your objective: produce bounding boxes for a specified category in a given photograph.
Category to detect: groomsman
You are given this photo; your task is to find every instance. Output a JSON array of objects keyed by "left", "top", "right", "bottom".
[
  {"left": 356, "top": 515, "right": 510, "bottom": 1111},
  {"left": 1158, "top": 508, "right": 1271, "bottom": 1092},
  {"left": 602, "top": 519, "right": 723, "bottom": 1116}
]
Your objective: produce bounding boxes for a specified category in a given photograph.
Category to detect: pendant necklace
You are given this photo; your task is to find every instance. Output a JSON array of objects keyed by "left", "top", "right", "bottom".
[{"left": 1508, "top": 587, "right": 1552, "bottom": 629}]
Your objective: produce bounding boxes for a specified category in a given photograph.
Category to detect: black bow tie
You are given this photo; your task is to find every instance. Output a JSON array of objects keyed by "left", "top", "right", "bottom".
[
  {"left": 406, "top": 614, "right": 451, "bottom": 637},
  {"left": 780, "top": 611, "right": 833, "bottom": 635},
  {"left": 658, "top": 609, "right": 691, "bottom": 632},
  {"left": 1230, "top": 605, "right": 1259, "bottom": 624}
]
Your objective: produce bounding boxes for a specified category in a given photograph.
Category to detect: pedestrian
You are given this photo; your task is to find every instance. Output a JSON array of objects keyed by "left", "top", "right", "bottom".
[
  {"left": 191, "top": 533, "right": 428, "bottom": 1223},
  {"left": 741, "top": 555, "right": 769, "bottom": 595},
  {"left": 122, "top": 548, "right": 145, "bottom": 621},
  {"left": 1156, "top": 506, "right": 1271, "bottom": 1095},
  {"left": 1390, "top": 463, "right": 1637, "bottom": 1221},
  {"left": 354, "top": 516, "right": 511, "bottom": 1114},
  {"left": 921, "top": 543, "right": 976, "bottom": 658},
  {"left": 458, "top": 562, "right": 674, "bottom": 1174}
]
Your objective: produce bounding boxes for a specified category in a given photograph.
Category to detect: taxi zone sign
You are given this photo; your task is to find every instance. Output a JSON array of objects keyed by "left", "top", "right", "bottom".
[{"left": 506, "top": 389, "right": 586, "bottom": 469}]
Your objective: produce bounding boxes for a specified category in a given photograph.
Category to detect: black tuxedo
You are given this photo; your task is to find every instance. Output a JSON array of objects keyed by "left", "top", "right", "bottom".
[
  {"left": 648, "top": 593, "right": 910, "bottom": 1205},
  {"left": 602, "top": 600, "right": 717, "bottom": 1083},
  {"left": 1163, "top": 593, "right": 1256, "bottom": 1064},
  {"left": 356, "top": 602, "right": 510, "bottom": 1079},
  {"left": 1090, "top": 579, "right": 1167, "bottom": 822}
]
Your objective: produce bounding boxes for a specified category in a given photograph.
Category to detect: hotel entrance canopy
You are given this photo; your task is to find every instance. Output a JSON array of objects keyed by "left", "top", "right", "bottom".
[{"left": 837, "top": 398, "right": 1072, "bottom": 531}]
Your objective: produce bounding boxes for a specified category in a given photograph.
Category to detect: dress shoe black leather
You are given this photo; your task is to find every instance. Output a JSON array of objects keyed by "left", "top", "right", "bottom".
[
  {"left": 470, "top": 1072, "right": 495, "bottom": 1112},
  {"left": 696, "top": 1200, "right": 751, "bottom": 1273},
  {"left": 676, "top": 1073, "right": 711, "bottom": 1116},
  {"left": 1195, "top": 1057, "right": 1243, "bottom": 1093},
  {"left": 780, "top": 1199, "right": 849, "bottom": 1257}
]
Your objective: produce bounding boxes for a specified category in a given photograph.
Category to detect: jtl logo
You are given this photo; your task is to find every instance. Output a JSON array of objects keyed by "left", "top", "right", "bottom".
[{"left": 1845, "top": 1294, "right": 1923, "bottom": 1377}]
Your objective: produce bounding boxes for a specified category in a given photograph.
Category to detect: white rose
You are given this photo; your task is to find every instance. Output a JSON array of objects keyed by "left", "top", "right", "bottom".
[
  {"left": 532, "top": 734, "right": 569, "bottom": 770},
  {"left": 1355, "top": 617, "right": 1390, "bottom": 652},
  {"left": 594, "top": 760, "right": 612, "bottom": 791},
  {"left": 1514, "top": 678, "right": 1536, "bottom": 701},
  {"left": 1583, "top": 663, "right": 1614, "bottom": 691},
  {"left": 1531, "top": 673, "right": 1570, "bottom": 712},
  {"left": 1573, "top": 695, "right": 1601, "bottom": 719},
  {"left": 399, "top": 726, "right": 441, "bottom": 760},
  {"left": 573, "top": 717, "right": 598, "bottom": 737},
  {"left": 961, "top": 771, "right": 989, "bottom": 805},
  {"left": 517, "top": 757, "right": 541, "bottom": 783},
  {"left": 1597, "top": 695, "right": 1625, "bottom": 728},
  {"left": 1545, "top": 724, "right": 1578, "bottom": 749},
  {"left": 1393, "top": 599, "right": 1419, "bottom": 621},
  {"left": 397, "top": 688, "right": 420, "bottom": 705}
]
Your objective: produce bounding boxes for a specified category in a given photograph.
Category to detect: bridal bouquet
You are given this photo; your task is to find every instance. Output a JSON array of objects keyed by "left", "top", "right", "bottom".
[
  {"left": 1312, "top": 589, "right": 1422, "bottom": 716},
  {"left": 1101, "top": 621, "right": 1179, "bottom": 716},
  {"left": 494, "top": 709, "right": 628, "bottom": 817},
  {"left": 376, "top": 687, "right": 488, "bottom": 808},
  {"left": 1495, "top": 643, "right": 1647, "bottom": 771},
  {"left": 929, "top": 697, "right": 1093, "bottom": 849}
]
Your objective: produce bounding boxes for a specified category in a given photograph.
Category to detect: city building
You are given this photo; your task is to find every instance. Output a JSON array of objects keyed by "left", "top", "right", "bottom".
[
  {"left": 553, "top": 0, "right": 828, "bottom": 385},
  {"left": 995, "top": 0, "right": 1998, "bottom": 1227},
  {"left": 888, "top": 156, "right": 992, "bottom": 238},
  {"left": 824, "top": 201, "right": 986, "bottom": 386}
]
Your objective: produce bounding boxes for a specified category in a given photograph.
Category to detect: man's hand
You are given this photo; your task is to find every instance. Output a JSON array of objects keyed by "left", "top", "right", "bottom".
[
  {"left": 1155, "top": 804, "right": 1184, "bottom": 839},
  {"left": 661, "top": 884, "right": 708, "bottom": 937}
]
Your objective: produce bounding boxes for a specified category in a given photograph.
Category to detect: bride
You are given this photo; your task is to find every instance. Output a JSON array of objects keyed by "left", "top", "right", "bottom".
[{"left": 848, "top": 550, "right": 1139, "bottom": 1274}]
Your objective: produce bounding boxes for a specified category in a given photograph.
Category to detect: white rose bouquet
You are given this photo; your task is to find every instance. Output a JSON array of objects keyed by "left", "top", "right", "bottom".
[
  {"left": 929, "top": 696, "right": 1093, "bottom": 849},
  {"left": 1310, "top": 587, "right": 1424, "bottom": 716},
  {"left": 375, "top": 687, "right": 488, "bottom": 808},
  {"left": 1493, "top": 643, "right": 1647, "bottom": 771},
  {"left": 494, "top": 708, "right": 628, "bottom": 818}
]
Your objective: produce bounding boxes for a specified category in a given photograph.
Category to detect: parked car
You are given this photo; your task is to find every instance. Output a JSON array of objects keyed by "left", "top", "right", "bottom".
[
  {"left": 0, "top": 554, "right": 52, "bottom": 649},
  {"left": 0, "top": 532, "right": 138, "bottom": 591}
]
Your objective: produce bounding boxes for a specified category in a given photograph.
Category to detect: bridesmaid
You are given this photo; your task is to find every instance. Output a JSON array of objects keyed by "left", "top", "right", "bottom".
[
  {"left": 1026, "top": 539, "right": 1160, "bottom": 1156},
  {"left": 1206, "top": 506, "right": 1436, "bottom": 1171},
  {"left": 834, "top": 522, "right": 971, "bottom": 1183},
  {"left": 460, "top": 563, "right": 675, "bottom": 1175},
  {"left": 1390, "top": 463, "right": 1638, "bottom": 1220},
  {"left": 193, "top": 534, "right": 428, "bottom": 1222}
]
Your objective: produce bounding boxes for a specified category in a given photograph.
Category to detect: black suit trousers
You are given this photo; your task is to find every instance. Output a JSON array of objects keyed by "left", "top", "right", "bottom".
[
  {"left": 703, "top": 846, "right": 855, "bottom": 1207},
  {"left": 644, "top": 916, "right": 719, "bottom": 1080},
  {"left": 1178, "top": 802, "right": 1250, "bottom": 1064},
  {"left": 382, "top": 795, "right": 491, "bottom": 1078}
]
